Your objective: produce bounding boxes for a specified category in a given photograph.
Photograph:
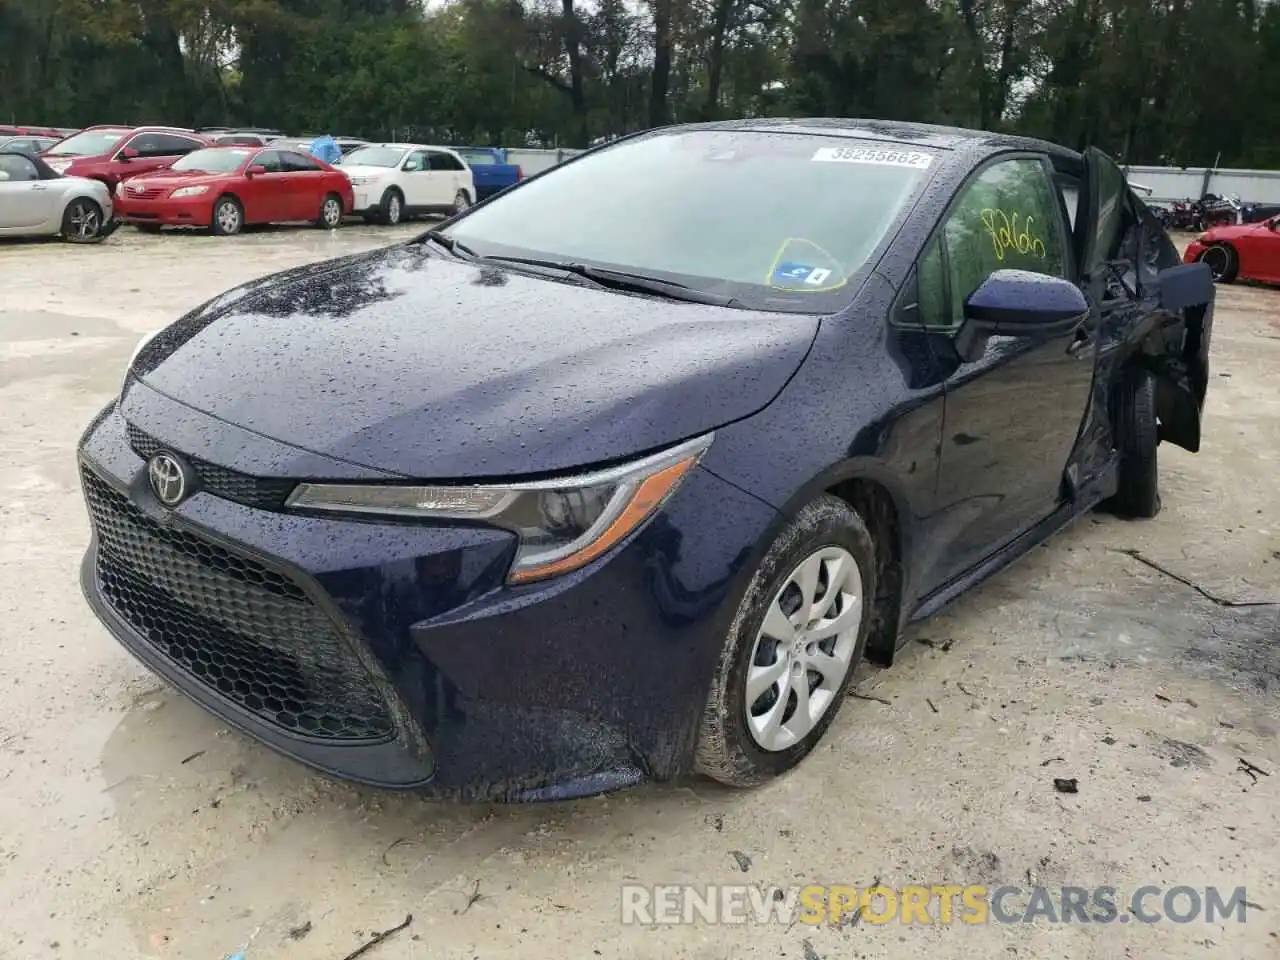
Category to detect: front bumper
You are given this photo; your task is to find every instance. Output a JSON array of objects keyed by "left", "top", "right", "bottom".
[
  {"left": 116, "top": 195, "right": 214, "bottom": 227},
  {"left": 349, "top": 183, "right": 384, "bottom": 215},
  {"left": 77, "top": 396, "right": 776, "bottom": 800}
]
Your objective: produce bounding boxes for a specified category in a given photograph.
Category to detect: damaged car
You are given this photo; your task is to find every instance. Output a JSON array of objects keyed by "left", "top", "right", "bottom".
[{"left": 77, "top": 120, "right": 1214, "bottom": 801}]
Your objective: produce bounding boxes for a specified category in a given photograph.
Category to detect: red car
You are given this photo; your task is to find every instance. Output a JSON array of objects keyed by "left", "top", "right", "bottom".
[
  {"left": 41, "top": 125, "right": 209, "bottom": 188},
  {"left": 1183, "top": 214, "right": 1280, "bottom": 284},
  {"left": 114, "top": 144, "right": 355, "bottom": 235}
]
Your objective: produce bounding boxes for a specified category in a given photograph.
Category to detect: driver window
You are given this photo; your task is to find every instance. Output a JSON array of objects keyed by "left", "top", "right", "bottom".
[
  {"left": 403, "top": 151, "right": 427, "bottom": 172},
  {"left": 0, "top": 154, "right": 38, "bottom": 181},
  {"left": 921, "top": 157, "right": 1067, "bottom": 330}
]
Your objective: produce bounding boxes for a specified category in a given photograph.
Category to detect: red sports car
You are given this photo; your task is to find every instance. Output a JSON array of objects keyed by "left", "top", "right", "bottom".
[
  {"left": 114, "top": 145, "right": 355, "bottom": 235},
  {"left": 1183, "top": 214, "right": 1280, "bottom": 284}
]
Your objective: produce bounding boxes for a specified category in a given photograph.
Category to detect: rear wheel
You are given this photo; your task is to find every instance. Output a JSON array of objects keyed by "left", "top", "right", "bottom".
[
  {"left": 695, "top": 495, "right": 875, "bottom": 787},
  {"left": 1199, "top": 243, "right": 1238, "bottom": 283},
  {"left": 451, "top": 189, "right": 472, "bottom": 216},
  {"left": 316, "top": 193, "right": 344, "bottom": 229},
  {"left": 1107, "top": 366, "right": 1161, "bottom": 519},
  {"left": 210, "top": 195, "right": 243, "bottom": 236},
  {"left": 61, "top": 199, "right": 104, "bottom": 242}
]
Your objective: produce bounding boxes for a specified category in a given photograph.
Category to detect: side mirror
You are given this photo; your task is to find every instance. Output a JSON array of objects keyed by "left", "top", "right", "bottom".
[
  {"left": 246, "top": 164, "right": 267, "bottom": 178},
  {"left": 120, "top": 147, "right": 139, "bottom": 161},
  {"left": 403, "top": 161, "right": 420, "bottom": 172},
  {"left": 956, "top": 269, "right": 1089, "bottom": 362}
]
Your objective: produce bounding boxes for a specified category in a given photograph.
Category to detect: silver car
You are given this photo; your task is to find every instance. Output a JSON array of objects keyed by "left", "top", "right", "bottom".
[{"left": 0, "top": 150, "right": 114, "bottom": 242}]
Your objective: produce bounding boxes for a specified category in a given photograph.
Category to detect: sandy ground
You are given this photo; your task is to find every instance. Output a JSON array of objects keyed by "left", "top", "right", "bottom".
[{"left": 0, "top": 225, "right": 1277, "bottom": 960}]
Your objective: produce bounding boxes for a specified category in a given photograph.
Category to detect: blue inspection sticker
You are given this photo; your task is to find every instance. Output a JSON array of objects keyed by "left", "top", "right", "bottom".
[{"left": 771, "top": 262, "right": 835, "bottom": 287}]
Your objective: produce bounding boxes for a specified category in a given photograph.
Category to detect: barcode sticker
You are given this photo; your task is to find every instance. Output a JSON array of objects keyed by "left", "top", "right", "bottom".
[{"left": 811, "top": 147, "right": 934, "bottom": 169}]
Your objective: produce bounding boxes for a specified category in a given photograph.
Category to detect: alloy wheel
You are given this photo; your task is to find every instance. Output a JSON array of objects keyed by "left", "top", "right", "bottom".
[
  {"left": 1200, "top": 245, "right": 1229, "bottom": 280},
  {"left": 216, "top": 201, "right": 241, "bottom": 235},
  {"left": 68, "top": 202, "right": 100, "bottom": 240},
  {"left": 322, "top": 198, "right": 342, "bottom": 227},
  {"left": 387, "top": 193, "right": 402, "bottom": 224},
  {"left": 744, "top": 546, "right": 863, "bottom": 752},
  {"left": 453, "top": 191, "right": 471, "bottom": 214}
]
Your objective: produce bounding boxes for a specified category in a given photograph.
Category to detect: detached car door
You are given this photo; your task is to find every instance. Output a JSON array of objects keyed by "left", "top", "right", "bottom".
[{"left": 924, "top": 154, "right": 1097, "bottom": 583}]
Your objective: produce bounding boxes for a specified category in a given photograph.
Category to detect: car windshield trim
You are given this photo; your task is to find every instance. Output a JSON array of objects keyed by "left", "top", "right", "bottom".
[
  {"left": 46, "top": 130, "right": 129, "bottom": 156},
  {"left": 171, "top": 148, "right": 253, "bottom": 173},
  {"left": 340, "top": 147, "right": 406, "bottom": 168},
  {"left": 440, "top": 131, "right": 940, "bottom": 314}
]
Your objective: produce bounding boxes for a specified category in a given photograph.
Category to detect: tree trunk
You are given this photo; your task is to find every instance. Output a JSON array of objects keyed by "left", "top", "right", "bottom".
[
  {"left": 649, "top": 0, "right": 673, "bottom": 127},
  {"left": 703, "top": 0, "right": 735, "bottom": 119}
]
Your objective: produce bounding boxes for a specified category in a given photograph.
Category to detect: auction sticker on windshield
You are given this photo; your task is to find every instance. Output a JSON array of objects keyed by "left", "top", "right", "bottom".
[{"left": 811, "top": 147, "right": 934, "bottom": 168}]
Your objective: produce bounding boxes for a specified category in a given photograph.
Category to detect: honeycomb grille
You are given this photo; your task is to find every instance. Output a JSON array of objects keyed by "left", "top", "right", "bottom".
[
  {"left": 82, "top": 465, "right": 394, "bottom": 741},
  {"left": 126, "top": 423, "right": 294, "bottom": 511}
]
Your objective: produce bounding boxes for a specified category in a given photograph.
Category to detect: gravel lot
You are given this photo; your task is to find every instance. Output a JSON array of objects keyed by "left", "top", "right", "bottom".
[{"left": 1, "top": 226, "right": 1277, "bottom": 959}]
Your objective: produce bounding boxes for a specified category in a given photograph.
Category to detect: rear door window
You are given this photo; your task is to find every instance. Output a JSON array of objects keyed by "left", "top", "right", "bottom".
[{"left": 281, "top": 151, "right": 323, "bottom": 172}]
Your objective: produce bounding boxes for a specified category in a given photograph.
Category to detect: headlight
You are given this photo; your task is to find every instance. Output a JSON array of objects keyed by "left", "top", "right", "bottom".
[
  {"left": 287, "top": 434, "right": 714, "bottom": 583},
  {"left": 47, "top": 159, "right": 72, "bottom": 173},
  {"left": 170, "top": 185, "right": 209, "bottom": 198},
  {"left": 115, "top": 182, "right": 125, "bottom": 197},
  {"left": 347, "top": 175, "right": 379, "bottom": 186}
]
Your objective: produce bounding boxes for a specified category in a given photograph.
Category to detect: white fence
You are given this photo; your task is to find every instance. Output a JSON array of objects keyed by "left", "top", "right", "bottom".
[
  {"left": 1125, "top": 165, "right": 1280, "bottom": 205},
  {"left": 506, "top": 147, "right": 584, "bottom": 175}
]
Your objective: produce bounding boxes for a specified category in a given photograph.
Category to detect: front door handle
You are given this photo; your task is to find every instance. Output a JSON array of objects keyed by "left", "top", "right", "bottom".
[{"left": 30, "top": 183, "right": 48, "bottom": 191}]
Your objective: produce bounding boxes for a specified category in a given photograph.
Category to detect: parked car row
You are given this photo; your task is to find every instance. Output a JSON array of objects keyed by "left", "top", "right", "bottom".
[{"left": 0, "top": 122, "right": 524, "bottom": 241}]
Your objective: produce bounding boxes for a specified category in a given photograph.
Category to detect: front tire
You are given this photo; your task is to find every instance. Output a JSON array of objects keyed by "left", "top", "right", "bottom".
[
  {"left": 61, "top": 199, "right": 104, "bottom": 243},
  {"left": 316, "top": 193, "right": 344, "bottom": 229},
  {"left": 1199, "top": 243, "right": 1238, "bottom": 283},
  {"left": 695, "top": 495, "right": 876, "bottom": 787},
  {"left": 1107, "top": 366, "right": 1161, "bottom": 519},
  {"left": 379, "top": 188, "right": 404, "bottom": 226},
  {"left": 210, "top": 196, "right": 243, "bottom": 236}
]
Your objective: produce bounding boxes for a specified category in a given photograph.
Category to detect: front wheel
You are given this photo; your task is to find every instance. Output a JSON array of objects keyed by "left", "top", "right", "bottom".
[
  {"left": 1199, "top": 243, "right": 1238, "bottom": 283},
  {"left": 61, "top": 199, "right": 104, "bottom": 243},
  {"left": 379, "top": 188, "right": 403, "bottom": 226},
  {"left": 1106, "top": 366, "right": 1160, "bottom": 519},
  {"left": 695, "top": 495, "right": 876, "bottom": 787},
  {"left": 316, "top": 193, "right": 344, "bottom": 229},
  {"left": 210, "top": 196, "right": 243, "bottom": 236}
]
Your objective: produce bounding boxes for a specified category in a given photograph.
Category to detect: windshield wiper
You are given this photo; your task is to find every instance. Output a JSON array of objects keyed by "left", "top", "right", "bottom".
[
  {"left": 478, "top": 255, "right": 736, "bottom": 306},
  {"left": 422, "top": 230, "right": 478, "bottom": 259}
]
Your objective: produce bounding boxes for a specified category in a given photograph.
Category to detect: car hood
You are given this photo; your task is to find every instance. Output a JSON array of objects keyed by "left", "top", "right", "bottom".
[
  {"left": 131, "top": 244, "right": 820, "bottom": 479},
  {"left": 1201, "top": 223, "right": 1271, "bottom": 242}
]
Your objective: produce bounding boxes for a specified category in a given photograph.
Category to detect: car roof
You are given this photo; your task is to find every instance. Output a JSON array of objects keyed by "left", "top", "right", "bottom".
[{"left": 656, "top": 118, "right": 1081, "bottom": 162}]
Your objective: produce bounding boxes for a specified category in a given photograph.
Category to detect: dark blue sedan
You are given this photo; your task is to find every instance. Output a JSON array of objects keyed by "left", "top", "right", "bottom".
[{"left": 78, "top": 120, "right": 1214, "bottom": 801}]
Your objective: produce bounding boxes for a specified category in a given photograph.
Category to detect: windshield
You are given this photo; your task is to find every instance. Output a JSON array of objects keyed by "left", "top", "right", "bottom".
[
  {"left": 341, "top": 146, "right": 405, "bottom": 168},
  {"left": 443, "top": 131, "right": 936, "bottom": 312},
  {"left": 46, "top": 129, "right": 128, "bottom": 157},
  {"left": 458, "top": 151, "right": 498, "bottom": 166},
  {"left": 172, "top": 148, "right": 252, "bottom": 173}
]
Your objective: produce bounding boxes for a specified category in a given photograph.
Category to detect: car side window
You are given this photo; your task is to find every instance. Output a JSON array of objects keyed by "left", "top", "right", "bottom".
[
  {"left": 281, "top": 151, "right": 322, "bottom": 172},
  {"left": 920, "top": 157, "right": 1068, "bottom": 330},
  {"left": 0, "top": 154, "right": 39, "bottom": 181},
  {"left": 130, "top": 133, "right": 203, "bottom": 158},
  {"left": 253, "top": 151, "right": 285, "bottom": 173},
  {"left": 428, "top": 151, "right": 463, "bottom": 172}
]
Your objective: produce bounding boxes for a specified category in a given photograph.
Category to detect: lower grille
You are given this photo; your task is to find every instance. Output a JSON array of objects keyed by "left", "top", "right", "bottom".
[{"left": 82, "top": 465, "right": 394, "bottom": 741}]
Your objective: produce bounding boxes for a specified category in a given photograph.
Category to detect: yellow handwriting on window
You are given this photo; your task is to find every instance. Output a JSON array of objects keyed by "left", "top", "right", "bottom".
[{"left": 980, "top": 208, "right": 1047, "bottom": 262}]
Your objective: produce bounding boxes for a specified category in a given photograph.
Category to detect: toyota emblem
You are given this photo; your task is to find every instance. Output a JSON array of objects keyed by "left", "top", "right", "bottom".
[{"left": 148, "top": 453, "right": 188, "bottom": 506}]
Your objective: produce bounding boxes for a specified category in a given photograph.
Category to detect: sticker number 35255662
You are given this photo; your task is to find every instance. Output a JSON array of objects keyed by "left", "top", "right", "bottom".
[{"left": 811, "top": 147, "right": 934, "bottom": 169}]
